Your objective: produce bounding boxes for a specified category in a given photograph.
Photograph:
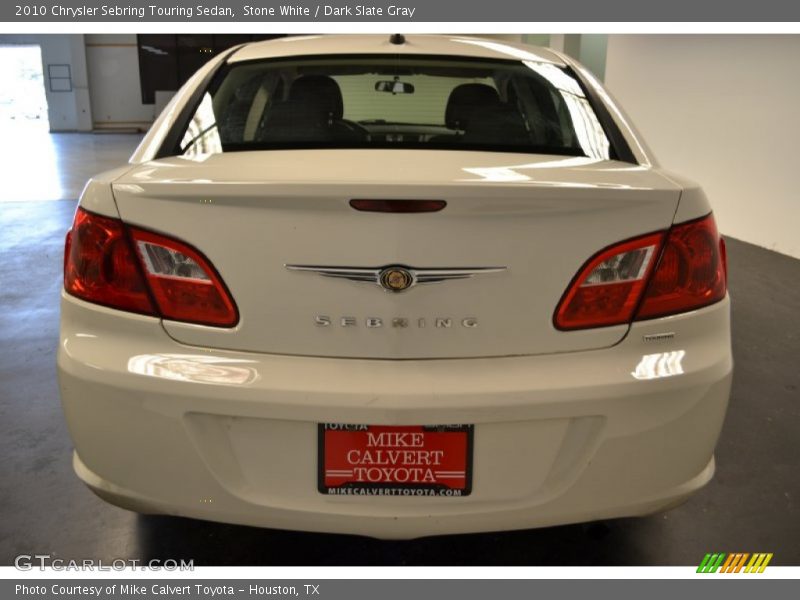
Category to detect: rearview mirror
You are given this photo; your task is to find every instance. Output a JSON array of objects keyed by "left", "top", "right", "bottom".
[{"left": 375, "top": 80, "right": 415, "bottom": 94}]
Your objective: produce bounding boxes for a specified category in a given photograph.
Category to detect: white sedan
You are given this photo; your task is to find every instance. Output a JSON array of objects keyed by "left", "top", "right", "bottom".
[{"left": 58, "top": 34, "right": 732, "bottom": 538}]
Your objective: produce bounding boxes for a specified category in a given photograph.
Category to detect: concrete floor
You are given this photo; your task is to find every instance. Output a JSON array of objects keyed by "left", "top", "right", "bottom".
[
  {"left": 0, "top": 124, "right": 140, "bottom": 202},
  {"left": 0, "top": 132, "right": 798, "bottom": 566}
]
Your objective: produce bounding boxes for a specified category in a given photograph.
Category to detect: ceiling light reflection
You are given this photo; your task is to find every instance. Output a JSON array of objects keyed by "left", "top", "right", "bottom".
[
  {"left": 180, "top": 92, "right": 222, "bottom": 158},
  {"left": 451, "top": 38, "right": 558, "bottom": 63},
  {"left": 524, "top": 61, "right": 584, "bottom": 96},
  {"left": 128, "top": 353, "right": 259, "bottom": 386},
  {"left": 462, "top": 166, "right": 531, "bottom": 182},
  {"left": 461, "top": 156, "right": 606, "bottom": 182},
  {"left": 575, "top": 66, "right": 652, "bottom": 167},
  {"left": 523, "top": 61, "right": 610, "bottom": 160},
  {"left": 631, "top": 350, "right": 686, "bottom": 381}
]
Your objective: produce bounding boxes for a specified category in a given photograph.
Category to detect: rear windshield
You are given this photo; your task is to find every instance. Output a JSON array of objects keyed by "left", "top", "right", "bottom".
[{"left": 176, "top": 55, "right": 613, "bottom": 159}]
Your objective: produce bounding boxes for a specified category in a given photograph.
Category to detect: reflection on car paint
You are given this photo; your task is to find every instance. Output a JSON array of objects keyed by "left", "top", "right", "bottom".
[
  {"left": 631, "top": 350, "right": 686, "bottom": 380},
  {"left": 127, "top": 353, "right": 259, "bottom": 386}
]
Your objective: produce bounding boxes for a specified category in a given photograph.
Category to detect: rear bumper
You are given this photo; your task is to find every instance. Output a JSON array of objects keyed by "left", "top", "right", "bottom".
[{"left": 57, "top": 292, "right": 732, "bottom": 539}]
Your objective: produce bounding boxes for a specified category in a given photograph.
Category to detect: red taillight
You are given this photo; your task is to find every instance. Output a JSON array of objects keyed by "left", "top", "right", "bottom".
[
  {"left": 554, "top": 231, "right": 664, "bottom": 330},
  {"left": 636, "top": 214, "right": 726, "bottom": 320},
  {"left": 130, "top": 227, "right": 238, "bottom": 327},
  {"left": 554, "top": 213, "right": 727, "bottom": 330},
  {"left": 64, "top": 209, "right": 155, "bottom": 315},
  {"left": 64, "top": 208, "right": 238, "bottom": 327}
]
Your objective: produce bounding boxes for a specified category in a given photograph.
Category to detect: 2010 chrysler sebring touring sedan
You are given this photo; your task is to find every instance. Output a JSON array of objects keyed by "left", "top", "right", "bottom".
[{"left": 57, "top": 34, "right": 732, "bottom": 538}]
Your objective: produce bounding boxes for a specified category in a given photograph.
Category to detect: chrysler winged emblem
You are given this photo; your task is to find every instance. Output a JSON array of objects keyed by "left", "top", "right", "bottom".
[{"left": 285, "top": 264, "right": 507, "bottom": 293}]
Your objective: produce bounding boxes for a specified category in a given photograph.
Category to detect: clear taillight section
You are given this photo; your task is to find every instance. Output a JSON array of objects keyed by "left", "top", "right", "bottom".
[
  {"left": 554, "top": 232, "right": 664, "bottom": 329},
  {"left": 555, "top": 213, "right": 727, "bottom": 330},
  {"left": 130, "top": 228, "right": 238, "bottom": 326},
  {"left": 64, "top": 208, "right": 238, "bottom": 327}
]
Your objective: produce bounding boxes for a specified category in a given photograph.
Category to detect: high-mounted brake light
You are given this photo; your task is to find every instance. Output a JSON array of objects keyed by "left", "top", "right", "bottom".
[
  {"left": 350, "top": 199, "right": 446, "bottom": 213},
  {"left": 64, "top": 208, "right": 238, "bottom": 327},
  {"left": 554, "top": 213, "right": 727, "bottom": 330}
]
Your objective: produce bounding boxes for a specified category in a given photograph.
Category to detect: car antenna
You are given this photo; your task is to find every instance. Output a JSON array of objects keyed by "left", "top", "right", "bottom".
[{"left": 389, "top": 34, "right": 406, "bottom": 45}]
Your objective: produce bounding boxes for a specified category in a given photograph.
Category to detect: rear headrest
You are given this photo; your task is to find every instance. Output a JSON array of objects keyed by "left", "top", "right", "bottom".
[
  {"left": 463, "top": 105, "right": 530, "bottom": 145},
  {"left": 445, "top": 83, "right": 501, "bottom": 130},
  {"left": 288, "top": 75, "right": 344, "bottom": 120}
]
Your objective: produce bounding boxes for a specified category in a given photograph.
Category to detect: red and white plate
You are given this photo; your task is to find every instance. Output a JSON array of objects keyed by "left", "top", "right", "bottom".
[{"left": 318, "top": 424, "right": 473, "bottom": 497}]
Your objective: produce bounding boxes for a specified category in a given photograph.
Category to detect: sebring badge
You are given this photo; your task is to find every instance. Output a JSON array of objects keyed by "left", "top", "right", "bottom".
[{"left": 285, "top": 264, "right": 507, "bottom": 292}]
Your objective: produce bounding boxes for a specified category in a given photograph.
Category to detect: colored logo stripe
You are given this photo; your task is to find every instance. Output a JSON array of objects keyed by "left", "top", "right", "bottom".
[
  {"left": 721, "top": 553, "right": 750, "bottom": 573},
  {"left": 745, "top": 553, "right": 773, "bottom": 573},
  {"left": 697, "top": 553, "right": 773, "bottom": 573},
  {"left": 697, "top": 553, "right": 725, "bottom": 573}
]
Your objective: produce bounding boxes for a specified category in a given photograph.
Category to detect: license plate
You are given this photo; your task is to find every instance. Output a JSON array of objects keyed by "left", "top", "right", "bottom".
[{"left": 318, "top": 424, "right": 473, "bottom": 497}]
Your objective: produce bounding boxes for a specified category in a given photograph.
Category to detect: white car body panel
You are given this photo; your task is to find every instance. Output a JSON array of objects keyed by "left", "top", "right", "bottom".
[
  {"left": 231, "top": 35, "right": 567, "bottom": 65},
  {"left": 112, "top": 151, "right": 682, "bottom": 359},
  {"left": 59, "top": 292, "right": 731, "bottom": 538},
  {"left": 58, "top": 35, "right": 733, "bottom": 538}
]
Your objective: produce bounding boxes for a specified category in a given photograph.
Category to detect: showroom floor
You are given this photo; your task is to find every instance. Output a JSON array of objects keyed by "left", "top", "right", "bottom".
[
  {"left": 0, "top": 124, "right": 139, "bottom": 202},
  {"left": 0, "top": 132, "right": 798, "bottom": 566}
]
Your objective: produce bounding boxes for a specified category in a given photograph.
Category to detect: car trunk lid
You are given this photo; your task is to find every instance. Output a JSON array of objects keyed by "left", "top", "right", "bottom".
[{"left": 112, "top": 150, "right": 681, "bottom": 359}]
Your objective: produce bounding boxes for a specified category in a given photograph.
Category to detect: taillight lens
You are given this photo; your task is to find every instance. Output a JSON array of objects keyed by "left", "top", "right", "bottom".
[
  {"left": 64, "top": 209, "right": 155, "bottom": 315},
  {"left": 64, "top": 208, "right": 238, "bottom": 327},
  {"left": 554, "top": 232, "right": 664, "bottom": 330},
  {"left": 636, "top": 214, "right": 726, "bottom": 320},
  {"left": 554, "top": 213, "right": 727, "bottom": 330},
  {"left": 130, "top": 228, "right": 238, "bottom": 326}
]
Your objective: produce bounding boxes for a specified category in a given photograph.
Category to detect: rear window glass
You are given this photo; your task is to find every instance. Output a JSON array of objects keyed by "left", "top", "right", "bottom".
[{"left": 177, "top": 56, "right": 612, "bottom": 159}]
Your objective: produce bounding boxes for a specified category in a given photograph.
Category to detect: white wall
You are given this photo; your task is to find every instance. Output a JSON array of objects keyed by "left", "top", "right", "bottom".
[
  {"left": 0, "top": 34, "right": 92, "bottom": 131},
  {"left": 84, "top": 34, "right": 154, "bottom": 130},
  {"left": 577, "top": 35, "right": 608, "bottom": 81},
  {"left": 542, "top": 35, "right": 607, "bottom": 80},
  {"left": 605, "top": 35, "right": 800, "bottom": 259}
]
